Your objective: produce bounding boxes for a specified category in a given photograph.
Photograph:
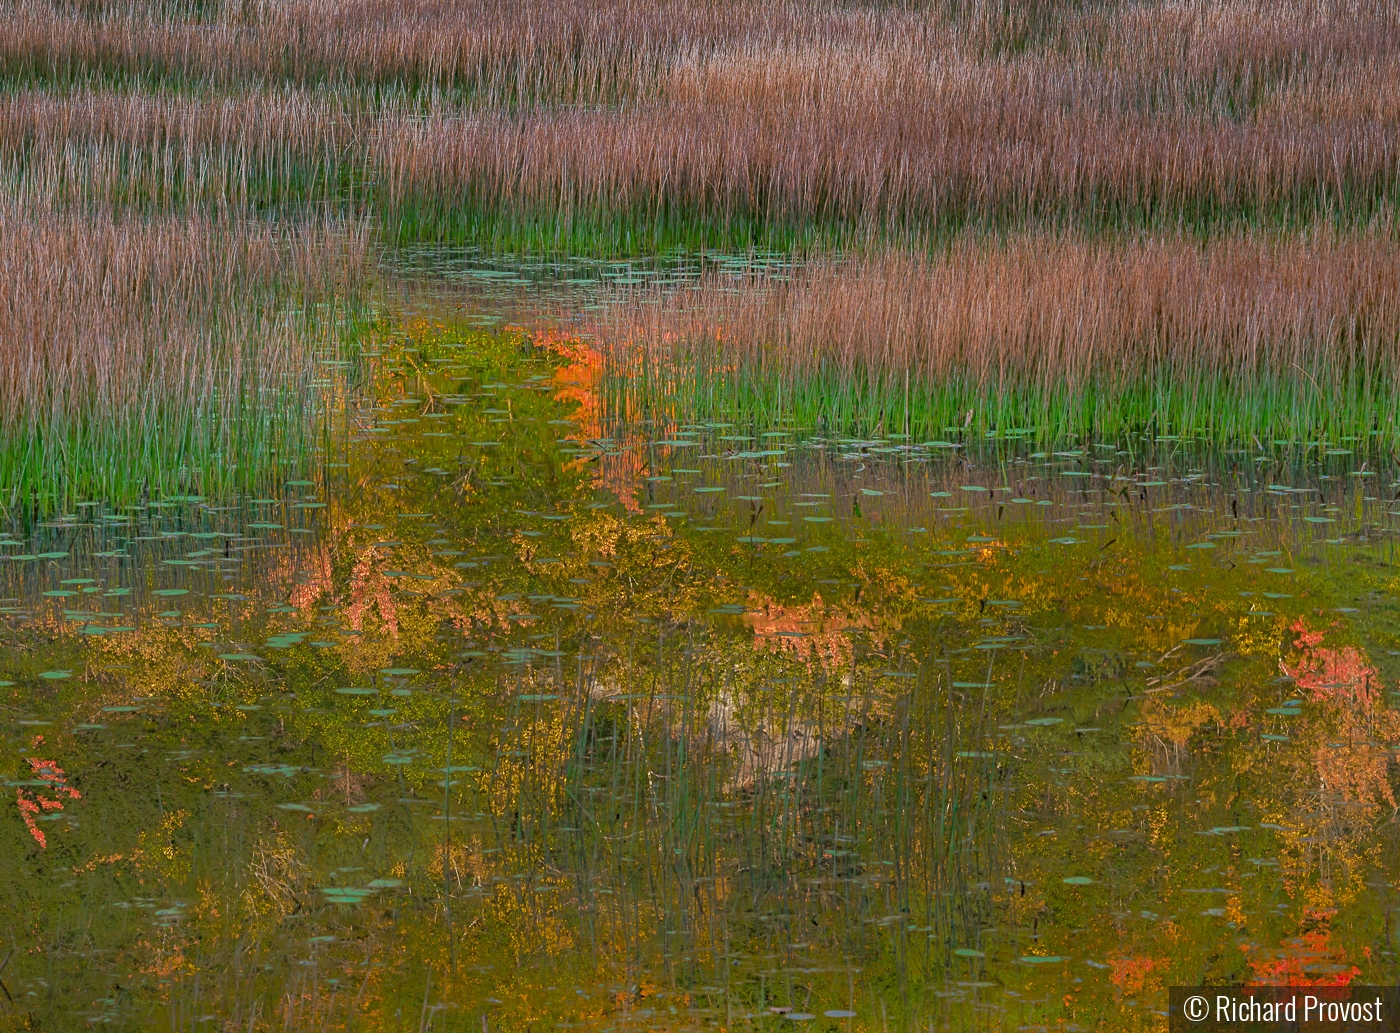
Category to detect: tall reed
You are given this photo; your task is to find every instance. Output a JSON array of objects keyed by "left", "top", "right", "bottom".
[
  {"left": 586, "top": 229, "right": 1400, "bottom": 443},
  {"left": 0, "top": 206, "right": 369, "bottom": 511},
  {"left": 0, "top": 0, "right": 715, "bottom": 100},
  {"left": 0, "top": 87, "right": 361, "bottom": 216},
  {"left": 373, "top": 22, "right": 1400, "bottom": 243},
  {"left": 3, "top": 0, "right": 1399, "bottom": 482},
  {"left": 2, "top": 0, "right": 1397, "bottom": 242}
]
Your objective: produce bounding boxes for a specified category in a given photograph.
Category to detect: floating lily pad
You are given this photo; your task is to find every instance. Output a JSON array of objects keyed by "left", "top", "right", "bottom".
[{"left": 321, "top": 887, "right": 376, "bottom": 904}]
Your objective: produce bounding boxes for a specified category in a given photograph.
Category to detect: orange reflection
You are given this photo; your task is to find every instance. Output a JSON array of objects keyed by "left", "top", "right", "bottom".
[
  {"left": 1245, "top": 919, "right": 1360, "bottom": 986},
  {"left": 1282, "top": 619, "right": 1400, "bottom": 812},
  {"left": 347, "top": 546, "right": 399, "bottom": 637},
  {"left": 538, "top": 327, "right": 647, "bottom": 513},
  {"left": 16, "top": 748, "right": 81, "bottom": 849},
  {"left": 1109, "top": 953, "right": 1162, "bottom": 997},
  {"left": 744, "top": 591, "right": 873, "bottom": 669}
]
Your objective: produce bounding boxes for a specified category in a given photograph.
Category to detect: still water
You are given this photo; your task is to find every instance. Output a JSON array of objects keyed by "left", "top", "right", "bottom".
[{"left": 4, "top": 321, "right": 1400, "bottom": 1031}]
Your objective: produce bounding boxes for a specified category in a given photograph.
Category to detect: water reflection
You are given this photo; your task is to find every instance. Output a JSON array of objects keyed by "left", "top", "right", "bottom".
[
  {"left": 380, "top": 246, "right": 797, "bottom": 337},
  {"left": 3, "top": 321, "right": 1400, "bottom": 1031}
]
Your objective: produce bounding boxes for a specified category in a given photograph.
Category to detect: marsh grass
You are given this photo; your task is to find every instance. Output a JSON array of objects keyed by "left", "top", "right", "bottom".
[
  {"left": 3, "top": 0, "right": 1398, "bottom": 240},
  {"left": 0, "top": 208, "right": 370, "bottom": 513},
  {"left": 589, "top": 231, "right": 1400, "bottom": 443},
  {"left": 3, "top": 0, "right": 1400, "bottom": 505},
  {"left": 0, "top": 88, "right": 364, "bottom": 214}
]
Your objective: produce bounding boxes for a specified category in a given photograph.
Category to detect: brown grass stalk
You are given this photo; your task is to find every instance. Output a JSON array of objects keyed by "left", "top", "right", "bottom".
[
  {"left": 0, "top": 0, "right": 721, "bottom": 100},
  {"left": 0, "top": 87, "right": 354, "bottom": 210},
  {"left": 587, "top": 229, "right": 1400, "bottom": 402},
  {"left": 0, "top": 204, "right": 368, "bottom": 502},
  {"left": 1, "top": 0, "right": 1397, "bottom": 232},
  {"left": 1, "top": 0, "right": 1398, "bottom": 453}
]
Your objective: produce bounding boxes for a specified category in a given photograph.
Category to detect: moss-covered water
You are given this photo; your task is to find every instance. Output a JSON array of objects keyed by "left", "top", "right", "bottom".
[{"left": 4, "top": 324, "right": 1400, "bottom": 1031}]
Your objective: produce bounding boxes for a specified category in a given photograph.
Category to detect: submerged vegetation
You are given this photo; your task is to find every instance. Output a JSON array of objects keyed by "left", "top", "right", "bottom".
[{"left": 5, "top": 325, "right": 1400, "bottom": 1030}]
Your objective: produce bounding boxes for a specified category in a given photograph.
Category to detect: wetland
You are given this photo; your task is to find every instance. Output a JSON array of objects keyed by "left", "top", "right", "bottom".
[
  {"left": 6, "top": 315, "right": 1400, "bottom": 1030},
  {"left": 6, "top": 0, "right": 1400, "bottom": 1029}
]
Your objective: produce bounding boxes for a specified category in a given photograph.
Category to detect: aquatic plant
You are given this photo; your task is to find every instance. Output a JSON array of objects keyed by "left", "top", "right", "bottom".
[
  {"left": 5, "top": 330, "right": 1400, "bottom": 1026},
  {"left": 3, "top": 0, "right": 1400, "bottom": 488},
  {"left": 1, "top": 0, "right": 1397, "bottom": 242},
  {"left": 0, "top": 207, "right": 369, "bottom": 512},
  {"left": 587, "top": 230, "right": 1400, "bottom": 443}
]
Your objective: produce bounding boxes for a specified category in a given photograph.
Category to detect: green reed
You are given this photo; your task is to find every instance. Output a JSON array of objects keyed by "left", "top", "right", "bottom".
[
  {"left": 0, "top": 213, "right": 373, "bottom": 517},
  {"left": 602, "top": 350, "right": 1400, "bottom": 449}
]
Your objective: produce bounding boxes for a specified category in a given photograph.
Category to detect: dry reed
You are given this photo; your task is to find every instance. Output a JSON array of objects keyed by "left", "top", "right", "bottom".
[
  {"left": 2, "top": 0, "right": 1399, "bottom": 466},
  {"left": 0, "top": 205, "right": 368, "bottom": 509},
  {"left": 0, "top": 87, "right": 355, "bottom": 211},
  {"left": 1, "top": 0, "right": 1396, "bottom": 235},
  {"left": 587, "top": 229, "right": 1400, "bottom": 440},
  {"left": 0, "top": 0, "right": 714, "bottom": 100},
  {"left": 370, "top": 0, "right": 1400, "bottom": 235}
]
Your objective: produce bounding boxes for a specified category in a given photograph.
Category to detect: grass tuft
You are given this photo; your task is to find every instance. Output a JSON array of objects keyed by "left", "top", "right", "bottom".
[
  {"left": 0, "top": 207, "right": 369, "bottom": 513},
  {"left": 588, "top": 231, "right": 1400, "bottom": 444}
]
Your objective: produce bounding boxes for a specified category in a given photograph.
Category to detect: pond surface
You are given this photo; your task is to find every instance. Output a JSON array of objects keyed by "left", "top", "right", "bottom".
[{"left": 5, "top": 323, "right": 1400, "bottom": 1031}]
